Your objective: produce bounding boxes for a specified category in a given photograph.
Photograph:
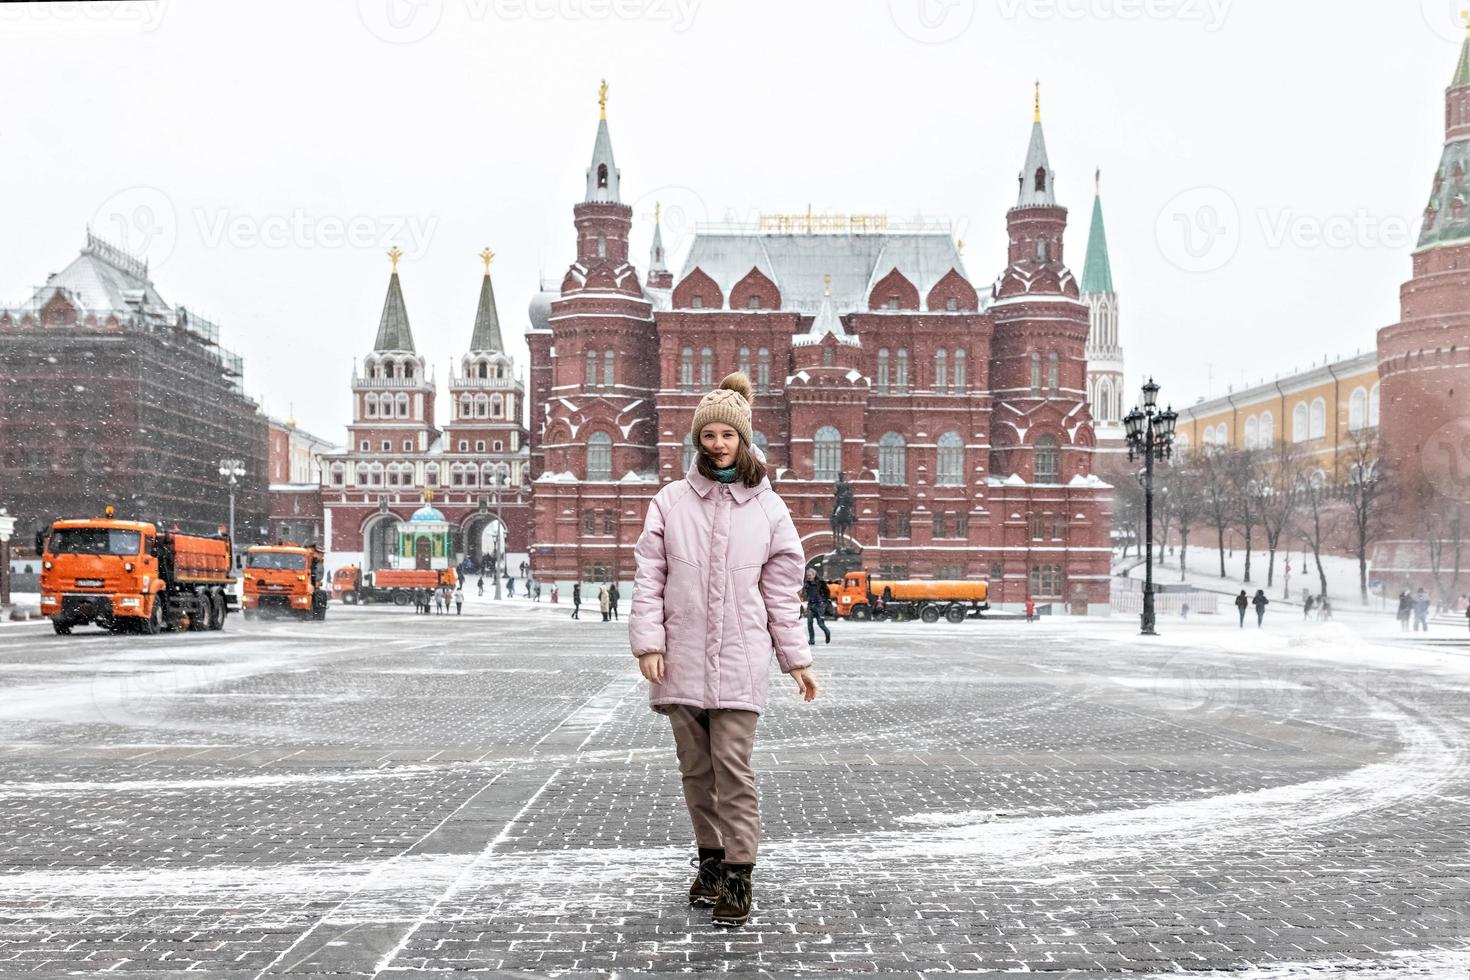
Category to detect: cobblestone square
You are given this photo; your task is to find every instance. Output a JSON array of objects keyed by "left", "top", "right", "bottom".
[{"left": 1, "top": 602, "right": 1468, "bottom": 977}]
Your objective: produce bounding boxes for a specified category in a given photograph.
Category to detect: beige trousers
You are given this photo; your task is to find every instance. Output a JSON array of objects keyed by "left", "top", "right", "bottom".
[{"left": 668, "top": 705, "right": 761, "bottom": 864}]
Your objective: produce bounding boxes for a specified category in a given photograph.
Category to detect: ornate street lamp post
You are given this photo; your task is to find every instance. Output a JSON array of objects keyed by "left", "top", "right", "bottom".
[
  {"left": 1124, "top": 378, "right": 1178, "bottom": 636},
  {"left": 217, "top": 458, "right": 246, "bottom": 567}
]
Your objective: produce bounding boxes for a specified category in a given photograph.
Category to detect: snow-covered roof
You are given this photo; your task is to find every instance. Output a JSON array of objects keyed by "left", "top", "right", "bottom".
[{"left": 29, "top": 232, "right": 169, "bottom": 313}]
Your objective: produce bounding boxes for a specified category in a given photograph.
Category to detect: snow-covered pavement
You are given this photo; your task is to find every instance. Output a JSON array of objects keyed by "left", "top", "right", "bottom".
[{"left": 1, "top": 601, "right": 1468, "bottom": 976}]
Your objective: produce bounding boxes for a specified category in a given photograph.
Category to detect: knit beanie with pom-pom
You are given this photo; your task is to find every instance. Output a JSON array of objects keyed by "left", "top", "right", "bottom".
[{"left": 691, "top": 372, "right": 754, "bottom": 447}]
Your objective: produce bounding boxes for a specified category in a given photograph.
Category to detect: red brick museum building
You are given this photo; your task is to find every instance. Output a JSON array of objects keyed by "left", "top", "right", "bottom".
[{"left": 527, "top": 97, "right": 1113, "bottom": 613}]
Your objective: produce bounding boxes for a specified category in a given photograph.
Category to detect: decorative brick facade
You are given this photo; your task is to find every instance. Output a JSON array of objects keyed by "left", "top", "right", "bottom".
[{"left": 529, "top": 97, "right": 1113, "bottom": 612}]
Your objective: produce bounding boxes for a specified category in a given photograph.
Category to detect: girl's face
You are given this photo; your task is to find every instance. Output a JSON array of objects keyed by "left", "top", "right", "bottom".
[
  {"left": 806, "top": 568, "right": 817, "bottom": 582},
  {"left": 700, "top": 424, "right": 740, "bottom": 468}
]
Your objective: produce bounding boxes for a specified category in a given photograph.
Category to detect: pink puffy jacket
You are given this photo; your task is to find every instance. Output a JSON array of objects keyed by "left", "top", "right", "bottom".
[{"left": 628, "top": 462, "right": 811, "bottom": 715}]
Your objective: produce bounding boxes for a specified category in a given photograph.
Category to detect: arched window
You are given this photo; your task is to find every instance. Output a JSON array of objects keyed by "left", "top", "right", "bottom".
[
  {"left": 877, "top": 348, "right": 890, "bottom": 393},
  {"left": 1309, "top": 398, "right": 1327, "bottom": 440},
  {"left": 934, "top": 350, "right": 947, "bottom": 391},
  {"left": 424, "top": 463, "right": 439, "bottom": 486},
  {"left": 464, "top": 464, "right": 479, "bottom": 486},
  {"left": 1175, "top": 432, "right": 1190, "bottom": 455},
  {"left": 369, "top": 463, "right": 384, "bottom": 486},
  {"left": 878, "top": 432, "right": 906, "bottom": 486},
  {"left": 365, "top": 393, "right": 377, "bottom": 417},
  {"left": 1368, "top": 383, "right": 1380, "bottom": 427},
  {"left": 757, "top": 348, "right": 770, "bottom": 390},
  {"left": 1348, "top": 387, "right": 1367, "bottom": 432},
  {"left": 680, "top": 347, "right": 694, "bottom": 390},
  {"left": 1035, "top": 167, "right": 1047, "bottom": 192},
  {"left": 936, "top": 431, "right": 964, "bottom": 486},
  {"left": 490, "top": 394, "right": 503, "bottom": 418},
  {"left": 1034, "top": 435, "right": 1059, "bottom": 484},
  {"left": 585, "top": 349, "right": 600, "bottom": 386},
  {"left": 738, "top": 347, "right": 750, "bottom": 377},
  {"left": 382, "top": 358, "right": 395, "bottom": 379},
  {"left": 1244, "top": 415, "right": 1260, "bottom": 450},
  {"left": 587, "top": 432, "right": 612, "bottom": 481},
  {"left": 356, "top": 463, "right": 369, "bottom": 485},
  {"left": 813, "top": 426, "right": 842, "bottom": 481},
  {"left": 1215, "top": 423, "right": 1228, "bottom": 446},
  {"left": 682, "top": 433, "right": 696, "bottom": 472},
  {"left": 896, "top": 349, "right": 910, "bottom": 392},
  {"left": 1293, "top": 402, "right": 1310, "bottom": 443},
  {"left": 1047, "top": 351, "right": 1059, "bottom": 394},
  {"left": 1094, "top": 378, "right": 1110, "bottom": 422},
  {"left": 597, "top": 163, "right": 608, "bottom": 189},
  {"left": 1259, "top": 411, "right": 1274, "bottom": 447},
  {"left": 953, "top": 350, "right": 966, "bottom": 392},
  {"left": 396, "top": 394, "right": 409, "bottom": 418},
  {"left": 596, "top": 235, "right": 607, "bottom": 259},
  {"left": 1030, "top": 351, "right": 1042, "bottom": 391},
  {"left": 478, "top": 361, "right": 488, "bottom": 379},
  {"left": 459, "top": 395, "right": 471, "bottom": 419},
  {"left": 700, "top": 347, "right": 713, "bottom": 387},
  {"left": 480, "top": 463, "right": 496, "bottom": 486},
  {"left": 603, "top": 350, "right": 615, "bottom": 387},
  {"left": 474, "top": 394, "right": 489, "bottom": 418}
]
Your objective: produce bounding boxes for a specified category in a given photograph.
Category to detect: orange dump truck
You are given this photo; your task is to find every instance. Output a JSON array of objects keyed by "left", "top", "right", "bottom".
[
  {"left": 40, "top": 512, "right": 236, "bottom": 635},
  {"left": 828, "top": 569, "right": 988, "bottom": 623},
  {"left": 332, "top": 565, "right": 456, "bottom": 605},
  {"left": 242, "top": 544, "right": 328, "bottom": 621}
]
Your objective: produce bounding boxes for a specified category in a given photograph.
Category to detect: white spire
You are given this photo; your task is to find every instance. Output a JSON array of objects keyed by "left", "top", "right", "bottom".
[
  {"left": 1016, "top": 84, "right": 1056, "bottom": 207},
  {"left": 793, "top": 276, "right": 860, "bottom": 348},
  {"left": 585, "top": 80, "right": 621, "bottom": 203}
]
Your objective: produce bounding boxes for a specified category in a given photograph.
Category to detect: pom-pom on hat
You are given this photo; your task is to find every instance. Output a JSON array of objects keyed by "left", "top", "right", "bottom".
[{"left": 691, "top": 372, "right": 754, "bottom": 447}]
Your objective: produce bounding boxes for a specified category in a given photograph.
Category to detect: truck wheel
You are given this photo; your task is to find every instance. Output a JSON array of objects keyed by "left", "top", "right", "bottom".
[
  {"left": 920, "top": 606, "right": 941, "bottom": 624},
  {"left": 945, "top": 604, "right": 967, "bottom": 624},
  {"left": 392, "top": 592, "right": 409, "bottom": 607},
  {"left": 850, "top": 605, "right": 870, "bottom": 622},
  {"left": 208, "top": 592, "right": 225, "bottom": 630},
  {"left": 143, "top": 597, "right": 163, "bottom": 635},
  {"left": 187, "top": 598, "right": 208, "bottom": 631},
  {"left": 52, "top": 620, "right": 72, "bottom": 636},
  {"left": 344, "top": 591, "right": 358, "bottom": 605}
]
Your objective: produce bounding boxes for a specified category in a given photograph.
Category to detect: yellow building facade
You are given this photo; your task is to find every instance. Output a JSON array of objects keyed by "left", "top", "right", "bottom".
[{"left": 1175, "top": 351, "right": 1380, "bottom": 478}]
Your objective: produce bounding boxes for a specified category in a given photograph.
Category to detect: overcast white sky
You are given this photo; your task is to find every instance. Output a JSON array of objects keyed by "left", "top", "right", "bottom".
[{"left": 1, "top": 1, "right": 1461, "bottom": 441}]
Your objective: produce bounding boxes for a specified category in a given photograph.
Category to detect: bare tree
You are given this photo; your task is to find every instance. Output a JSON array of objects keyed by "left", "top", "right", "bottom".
[
  {"left": 1339, "top": 428, "right": 1389, "bottom": 604},
  {"left": 1420, "top": 488, "right": 1467, "bottom": 611},
  {"left": 1257, "top": 439, "right": 1305, "bottom": 591},
  {"left": 1199, "top": 449, "right": 1233, "bottom": 578},
  {"left": 1168, "top": 453, "right": 1206, "bottom": 582},
  {"left": 1293, "top": 469, "right": 1331, "bottom": 598},
  {"left": 1224, "top": 448, "right": 1262, "bottom": 583}
]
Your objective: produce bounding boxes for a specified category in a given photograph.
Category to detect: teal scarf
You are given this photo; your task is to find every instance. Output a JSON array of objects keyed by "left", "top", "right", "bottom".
[{"left": 712, "top": 464, "right": 740, "bottom": 484}]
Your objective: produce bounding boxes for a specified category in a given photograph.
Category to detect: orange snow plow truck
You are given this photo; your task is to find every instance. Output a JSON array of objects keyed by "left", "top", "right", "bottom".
[
  {"left": 828, "top": 569, "right": 988, "bottom": 624},
  {"left": 242, "top": 544, "right": 328, "bottom": 621},
  {"left": 40, "top": 510, "right": 236, "bottom": 636}
]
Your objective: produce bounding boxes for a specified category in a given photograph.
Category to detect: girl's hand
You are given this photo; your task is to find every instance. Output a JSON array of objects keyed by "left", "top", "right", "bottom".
[
  {"left": 637, "top": 652, "right": 665, "bottom": 684},
  {"left": 789, "top": 667, "right": 818, "bottom": 702}
]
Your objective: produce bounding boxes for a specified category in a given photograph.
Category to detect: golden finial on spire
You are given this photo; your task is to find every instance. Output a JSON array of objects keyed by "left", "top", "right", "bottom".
[
  {"left": 957, "top": 239, "right": 965, "bottom": 255},
  {"left": 823, "top": 273, "right": 832, "bottom": 297},
  {"left": 387, "top": 246, "right": 403, "bottom": 273},
  {"left": 479, "top": 248, "right": 495, "bottom": 274},
  {"left": 655, "top": 201, "right": 661, "bottom": 225},
  {"left": 598, "top": 78, "right": 608, "bottom": 120},
  {"left": 1034, "top": 80, "right": 1041, "bottom": 123},
  {"left": 1462, "top": 9, "right": 1470, "bottom": 35}
]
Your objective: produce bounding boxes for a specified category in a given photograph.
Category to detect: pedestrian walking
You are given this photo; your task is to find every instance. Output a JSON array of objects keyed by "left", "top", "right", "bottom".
[
  {"left": 434, "top": 589, "right": 444, "bottom": 615},
  {"left": 629, "top": 371, "right": 817, "bottom": 929},
  {"left": 1235, "top": 589, "right": 1248, "bottom": 628},
  {"left": 506, "top": 576, "right": 515, "bottom": 598},
  {"left": 599, "top": 584, "right": 611, "bottom": 622},
  {"left": 551, "top": 584, "right": 559, "bottom": 604},
  {"left": 1303, "top": 594, "right": 1315, "bottom": 621},
  {"left": 453, "top": 585, "right": 464, "bottom": 615},
  {"left": 534, "top": 581, "right": 543, "bottom": 603},
  {"left": 1252, "top": 588, "right": 1269, "bottom": 628},
  {"left": 803, "top": 567, "right": 831, "bottom": 646},
  {"left": 1024, "top": 596, "right": 1036, "bottom": 623},
  {"left": 609, "top": 581, "right": 621, "bottom": 621},
  {"left": 1413, "top": 587, "right": 1431, "bottom": 632},
  {"left": 477, "top": 576, "right": 485, "bottom": 598},
  {"left": 1396, "top": 590, "right": 1412, "bottom": 631},
  {"left": 572, "top": 582, "right": 582, "bottom": 619}
]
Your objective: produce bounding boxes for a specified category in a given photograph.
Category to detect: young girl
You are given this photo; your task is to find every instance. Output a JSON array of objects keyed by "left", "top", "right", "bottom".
[{"left": 629, "top": 372, "right": 818, "bottom": 927}]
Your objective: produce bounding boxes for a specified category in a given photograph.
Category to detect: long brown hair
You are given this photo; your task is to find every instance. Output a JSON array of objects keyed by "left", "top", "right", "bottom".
[{"left": 696, "top": 438, "right": 767, "bottom": 488}]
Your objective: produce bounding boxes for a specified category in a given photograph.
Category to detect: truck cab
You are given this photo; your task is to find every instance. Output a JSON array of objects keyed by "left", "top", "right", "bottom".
[
  {"left": 242, "top": 545, "right": 327, "bottom": 620},
  {"left": 40, "top": 518, "right": 160, "bottom": 633}
]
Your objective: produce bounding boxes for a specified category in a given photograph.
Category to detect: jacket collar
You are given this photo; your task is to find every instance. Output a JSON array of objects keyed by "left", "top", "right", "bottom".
[{"left": 685, "top": 461, "right": 767, "bottom": 504}]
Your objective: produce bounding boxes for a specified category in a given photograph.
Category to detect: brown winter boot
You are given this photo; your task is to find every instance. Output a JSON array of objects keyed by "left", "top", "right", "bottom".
[
  {"left": 688, "top": 847, "right": 724, "bottom": 906},
  {"left": 711, "top": 862, "right": 753, "bottom": 927}
]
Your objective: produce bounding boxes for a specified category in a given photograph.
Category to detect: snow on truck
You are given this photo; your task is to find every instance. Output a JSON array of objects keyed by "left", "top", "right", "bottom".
[
  {"left": 330, "top": 565, "right": 456, "bottom": 605},
  {"left": 40, "top": 509, "right": 236, "bottom": 636},
  {"left": 827, "top": 569, "right": 989, "bottom": 623},
  {"left": 242, "top": 544, "right": 328, "bottom": 621}
]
